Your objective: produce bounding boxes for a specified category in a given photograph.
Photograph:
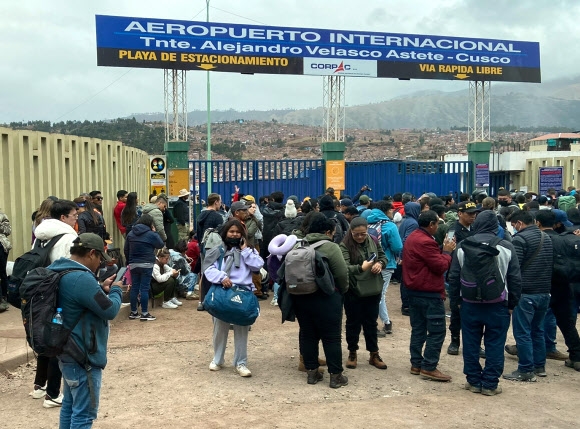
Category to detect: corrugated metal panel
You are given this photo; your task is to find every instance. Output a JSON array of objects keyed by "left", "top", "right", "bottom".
[{"left": 345, "top": 160, "right": 473, "bottom": 199}]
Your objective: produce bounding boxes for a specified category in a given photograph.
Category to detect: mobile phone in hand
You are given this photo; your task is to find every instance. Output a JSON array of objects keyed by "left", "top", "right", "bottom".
[
  {"left": 446, "top": 230, "right": 455, "bottom": 240},
  {"left": 367, "top": 253, "right": 377, "bottom": 262}
]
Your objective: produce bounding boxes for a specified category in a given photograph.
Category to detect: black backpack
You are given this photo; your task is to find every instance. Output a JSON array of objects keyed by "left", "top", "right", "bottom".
[
  {"left": 328, "top": 214, "right": 344, "bottom": 244},
  {"left": 20, "top": 267, "right": 83, "bottom": 357},
  {"left": 459, "top": 237, "right": 506, "bottom": 302},
  {"left": 551, "top": 231, "right": 580, "bottom": 282},
  {"left": 7, "top": 234, "right": 65, "bottom": 308}
]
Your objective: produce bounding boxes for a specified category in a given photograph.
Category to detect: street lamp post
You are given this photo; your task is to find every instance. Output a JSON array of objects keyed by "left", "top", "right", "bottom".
[{"left": 206, "top": 0, "right": 212, "bottom": 194}]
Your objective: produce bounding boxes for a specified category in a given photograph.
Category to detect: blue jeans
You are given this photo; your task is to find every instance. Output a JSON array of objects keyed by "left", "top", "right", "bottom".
[
  {"left": 543, "top": 308, "right": 557, "bottom": 353},
  {"left": 129, "top": 266, "right": 153, "bottom": 313},
  {"left": 512, "top": 293, "right": 550, "bottom": 372},
  {"left": 379, "top": 269, "right": 394, "bottom": 324},
  {"left": 408, "top": 296, "right": 446, "bottom": 371},
  {"left": 461, "top": 302, "right": 510, "bottom": 390},
  {"left": 58, "top": 360, "right": 102, "bottom": 429}
]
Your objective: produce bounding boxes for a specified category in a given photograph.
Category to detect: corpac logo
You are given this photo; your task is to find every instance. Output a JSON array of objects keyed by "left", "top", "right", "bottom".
[
  {"left": 310, "top": 61, "right": 352, "bottom": 72},
  {"left": 304, "top": 58, "right": 377, "bottom": 77}
]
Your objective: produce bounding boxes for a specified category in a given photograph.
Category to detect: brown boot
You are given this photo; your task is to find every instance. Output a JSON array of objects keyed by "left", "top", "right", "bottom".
[
  {"left": 299, "top": 355, "right": 325, "bottom": 373},
  {"left": 420, "top": 368, "right": 452, "bottom": 382},
  {"left": 369, "top": 352, "right": 388, "bottom": 370},
  {"left": 346, "top": 351, "right": 357, "bottom": 369}
]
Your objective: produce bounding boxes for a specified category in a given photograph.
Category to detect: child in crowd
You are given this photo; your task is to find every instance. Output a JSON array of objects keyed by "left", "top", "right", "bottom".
[
  {"left": 170, "top": 239, "right": 199, "bottom": 299},
  {"left": 151, "top": 248, "right": 182, "bottom": 309}
]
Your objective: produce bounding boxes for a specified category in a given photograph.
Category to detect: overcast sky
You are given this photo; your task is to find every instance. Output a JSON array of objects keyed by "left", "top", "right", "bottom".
[{"left": 1, "top": 0, "right": 578, "bottom": 123}]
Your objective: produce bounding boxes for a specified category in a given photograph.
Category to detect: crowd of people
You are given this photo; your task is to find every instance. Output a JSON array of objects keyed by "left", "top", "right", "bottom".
[{"left": 2, "top": 183, "right": 580, "bottom": 427}]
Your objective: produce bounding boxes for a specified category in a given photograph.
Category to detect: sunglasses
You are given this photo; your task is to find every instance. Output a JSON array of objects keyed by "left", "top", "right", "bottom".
[{"left": 94, "top": 197, "right": 103, "bottom": 200}]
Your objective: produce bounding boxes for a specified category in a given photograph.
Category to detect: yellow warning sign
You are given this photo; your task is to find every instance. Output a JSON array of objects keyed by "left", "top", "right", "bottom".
[{"left": 326, "top": 160, "right": 345, "bottom": 191}]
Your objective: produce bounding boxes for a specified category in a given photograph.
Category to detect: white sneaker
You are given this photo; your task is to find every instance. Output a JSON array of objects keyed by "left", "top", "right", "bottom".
[
  {"left": 236, "top": 364, "right": 252, "bottom": 377},
  {"left": 30, "top": 385, "right": 46, "bottom": 399},
  {"left": 270, "top": 297, "right": 278, "bottom": 306},
  {"left": 43, "top": 393, "right": 63, "bottom": 408},
  {"left": 186, "top": 291, "right": 193, "bottom": 298},
  {"left": 170, "top": 297, "right": 183, "bottom": 306},
  {"left": 209, "top": 361, "right": 223, "bottom": 371},
  {"left": 162, "top": 301, "right": 178, "bottom": 309}
]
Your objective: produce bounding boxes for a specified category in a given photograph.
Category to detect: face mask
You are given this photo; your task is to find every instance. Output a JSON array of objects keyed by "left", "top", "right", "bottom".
[
  {"left": 499, "top": 200, "right": 509, "bottom": 207},
  {"left": 225, "top": 237, "right": 242, "bottom": 247}
]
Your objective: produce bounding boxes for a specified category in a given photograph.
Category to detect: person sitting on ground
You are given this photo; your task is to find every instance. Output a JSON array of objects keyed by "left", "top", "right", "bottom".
[
  {"left": 151, "top": 248, "right": 181, "bottom": 309},
  {"left": 170, "top": 239, "right": 198, "bottom": 299},
  {"left": 204, "top": 218, "right": 264, "bottom": 377}
]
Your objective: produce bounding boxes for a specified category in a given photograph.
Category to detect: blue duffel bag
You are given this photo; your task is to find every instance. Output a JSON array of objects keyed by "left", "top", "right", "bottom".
[{"left": 204, "top": 284, "right": 260, "bottom": 326}]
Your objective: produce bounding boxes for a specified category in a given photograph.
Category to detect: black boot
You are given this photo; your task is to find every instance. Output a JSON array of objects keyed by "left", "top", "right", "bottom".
[
  {"left": 307, "top": 369, "right": 323, "bottom": 385},
  {"left": 329, "top": 372, "right": 349, "bottom": 388},
  {"left": 447, "top": 336, "right": 460, "bottom": 355}
]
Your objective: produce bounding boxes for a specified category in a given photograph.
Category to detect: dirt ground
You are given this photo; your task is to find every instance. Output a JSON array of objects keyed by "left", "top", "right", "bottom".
[{"left": 2, "top": 284, "right": 579, "bottom": 429}]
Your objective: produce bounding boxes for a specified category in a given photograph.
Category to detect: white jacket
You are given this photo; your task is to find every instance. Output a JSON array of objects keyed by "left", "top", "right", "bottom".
[
  {"left": 33, "top": 219, "right": 78, "bottom": 262},
  {"left": 152, "top": 262, "right": 173, "bottom": 283}
]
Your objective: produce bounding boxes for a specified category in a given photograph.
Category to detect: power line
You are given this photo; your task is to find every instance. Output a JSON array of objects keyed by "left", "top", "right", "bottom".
[
  {"left": 53, "top": 68, "right": 135, "bottom": 122},
  {"left": 209, "top": 5, "right": 267, "bottom": 25}
]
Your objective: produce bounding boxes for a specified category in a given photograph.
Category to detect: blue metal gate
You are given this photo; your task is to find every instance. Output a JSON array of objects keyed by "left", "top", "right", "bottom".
[
  {"left": 344, "top": 160, "right": 473, "bottom": 199},
  {"left": 189, "top": 158, "right": 325, "bottom": 206}
]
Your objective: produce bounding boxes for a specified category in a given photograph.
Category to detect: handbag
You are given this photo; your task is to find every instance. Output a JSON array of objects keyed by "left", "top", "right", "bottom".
[{"left": 204, "top": 284, "right": 260, "bottom": 326}]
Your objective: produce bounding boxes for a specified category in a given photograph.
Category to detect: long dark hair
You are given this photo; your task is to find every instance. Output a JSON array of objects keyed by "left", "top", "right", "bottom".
[
  {"left": 341, "top": 217, "right": 368, "bottom": 263},
  {"left": 220, "top": 219, "right": 249, "bottom": 249},
  {"left": 122, "top": 192, "right": 139, "bottom": 225},
  {"left": 83, "top": 199, "right": 100, "bottom": 224}
]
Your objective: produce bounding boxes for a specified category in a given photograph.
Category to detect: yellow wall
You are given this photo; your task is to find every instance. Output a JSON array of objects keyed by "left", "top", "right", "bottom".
[
  {"left": 520, "top": 156, "right": 578, "bottom": 192},
  {"left": 0, "top": 127, "right": 150, "bottom": 259}
]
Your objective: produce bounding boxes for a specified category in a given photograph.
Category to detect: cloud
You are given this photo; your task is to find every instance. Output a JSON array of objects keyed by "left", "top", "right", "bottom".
[{"left": 0, "top": 0, "right": 576, "bottom": 123}]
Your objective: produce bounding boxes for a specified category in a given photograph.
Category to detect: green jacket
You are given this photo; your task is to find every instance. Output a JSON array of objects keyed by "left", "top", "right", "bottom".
[
  {"left": 339, "top": 236, "right": 387, "bottom": 297},
  {"left": 142, "top": 203, "right": 166, "bottom": 241},
  {"left": 303, "top": 233, "right": 349, "bottom": 294}
]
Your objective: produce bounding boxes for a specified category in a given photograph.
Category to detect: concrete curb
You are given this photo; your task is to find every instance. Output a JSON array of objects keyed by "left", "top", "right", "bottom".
[{"left": 1, "top": 304, "right": 133, "bottom": 373}]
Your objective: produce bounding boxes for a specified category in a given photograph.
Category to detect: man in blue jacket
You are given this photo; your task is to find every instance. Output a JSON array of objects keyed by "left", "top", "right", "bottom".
[
  {"left": 367, "top": 201, "right": 403, "bottom": 336},
  {"left": 50, "top": 233, "right": 123, "bottom": 428}
]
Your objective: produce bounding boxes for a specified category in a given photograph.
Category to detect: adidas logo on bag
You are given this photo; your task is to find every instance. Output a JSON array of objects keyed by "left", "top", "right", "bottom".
[{"left": 230, "top": 295, "right": 243, "bottom": 304}]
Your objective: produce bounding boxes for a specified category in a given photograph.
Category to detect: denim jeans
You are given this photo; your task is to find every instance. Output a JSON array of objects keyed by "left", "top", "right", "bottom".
[
  {"left": 461, "top": 301, "right": 510, "bottom": 390},
  {"left": 512, "top": 293, "right": 550, "bottom": 373},
  {"left": 212, "top": 317, "right": 249, "bottom": 367},
  {"left": 58, "top": 359, "right": 102, "bottom": 429},
  {"left": 378, "top": 269, "right": 394, "bottom": 324},
  {"left": 129, "top": 266, "right": 153, "bottom": 313},
  {"left": 182, "top": 272, "right": 198, "bottom": 292},
  {"left": 408, "top": 295, "right": 446, "bottom": 371},
  {"left": 543, "top": 308, "right": 557, "bottom": 353}
]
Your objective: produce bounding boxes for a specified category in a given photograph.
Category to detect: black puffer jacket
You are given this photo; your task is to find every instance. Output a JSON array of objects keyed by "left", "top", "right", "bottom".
[
  {"left": 262, "top": 202, "right": 285, "bottom": 247},
  {"left": 274, "top": 215, "right": 303, "bottom": 236},
  {"left": 512, "top": 224, "right": 553, "bottom": 294}
]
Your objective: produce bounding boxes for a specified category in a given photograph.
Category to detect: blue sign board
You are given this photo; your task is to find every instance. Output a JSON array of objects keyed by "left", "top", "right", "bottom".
[
  {"left": 475, "top": 163, "right": 490, "bottom": 187},
  {"left": 95, "top": 15, "right": 541, "bottom": 82},
  {"left": 539, "top": 167, "right": 563, "bottom": 195}
]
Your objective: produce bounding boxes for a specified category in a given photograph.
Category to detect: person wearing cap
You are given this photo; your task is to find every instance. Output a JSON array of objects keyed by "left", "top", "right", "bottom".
[
  {"left": 538, "top": 195, "right": 552, "bottom": 210},
  {"left": 274, "top": 199, "right": 302, "bottom": 236},
  {"left": 357, "top": 195, "right": 372, "bottom": 215},
  {"left": 552, "top": 209, "right": 573, "bottom": 233},
  {"left": 446, "top": 201, "right": 480, "bottom": 356},
  {"left": 174, "top": 188, "right": 191, "bottom": 242},
  {"left": 340, "top": 199, "right": 354, "bottom": 213},
  {"left": 49, "top": 233, "right": 123, "bottom": 428}
]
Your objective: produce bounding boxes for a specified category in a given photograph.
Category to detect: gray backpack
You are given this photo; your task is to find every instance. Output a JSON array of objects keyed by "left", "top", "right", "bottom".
[{"left": 284, "top": 241, "right": 335, "bottom": 295}]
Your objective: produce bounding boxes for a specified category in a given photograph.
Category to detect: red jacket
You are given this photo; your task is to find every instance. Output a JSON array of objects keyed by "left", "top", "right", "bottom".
[
  {"left": 186, "top": 238, "right": 200, "bottom": 271},
  {"left": 113, "top": 201, "right": 126, "bottom": 235},
  {"left": 402, "top": 228, "right": 451, "bottom": 298},
  {"left": 392, "top": 201, "right": 405, "bottom": 217}
]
